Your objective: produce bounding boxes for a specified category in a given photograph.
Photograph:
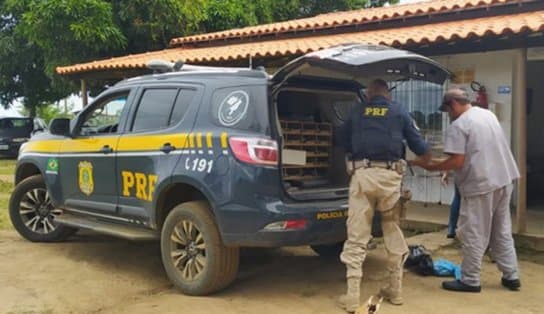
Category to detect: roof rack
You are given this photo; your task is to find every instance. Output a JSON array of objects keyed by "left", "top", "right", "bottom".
[{"left": 146, "top": 59, "right": 265, "bottom": 74}]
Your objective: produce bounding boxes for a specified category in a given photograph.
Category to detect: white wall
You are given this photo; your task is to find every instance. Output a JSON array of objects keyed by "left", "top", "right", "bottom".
[
  {"left": 406, "top": 50, "right": 517, "bottom": 205},
  {"left": 433, "top": 50, "right": 516, "bottom": 142}
]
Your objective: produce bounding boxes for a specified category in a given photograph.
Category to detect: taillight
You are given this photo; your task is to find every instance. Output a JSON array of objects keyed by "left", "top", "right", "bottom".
[
  {"left": 262, "top": 219, "right": 308, "bottom": 231},
  {"left": 229, "top": 137, "right": 278, "bottom": 166}
]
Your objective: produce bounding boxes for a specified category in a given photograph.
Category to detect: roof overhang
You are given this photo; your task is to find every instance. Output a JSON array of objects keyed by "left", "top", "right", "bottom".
[{"left": 56, "top": 8, "right": 544, "bottom": 80}]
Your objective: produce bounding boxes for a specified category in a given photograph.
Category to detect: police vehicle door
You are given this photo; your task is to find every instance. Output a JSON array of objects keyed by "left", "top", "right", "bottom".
[
  {"left": 116, "top": 86, "right": 201, "bottom": 226},
  {"left": 58, "top": 90, "right": 133, "bottom": 217}
]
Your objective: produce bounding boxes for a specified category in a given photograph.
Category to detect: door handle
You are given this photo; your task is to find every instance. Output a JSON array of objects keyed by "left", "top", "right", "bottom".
[
  {"left": 160, "top": 143, "right": 175, "bottom": 154},
  {"left": 100, "top": 145, "right": 113, "bottom": 154}
]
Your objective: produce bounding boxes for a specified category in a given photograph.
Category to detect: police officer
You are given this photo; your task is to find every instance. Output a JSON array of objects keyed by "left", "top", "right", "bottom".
[{"left": 338, "top": 79, "right": 430, "bottom": 312}]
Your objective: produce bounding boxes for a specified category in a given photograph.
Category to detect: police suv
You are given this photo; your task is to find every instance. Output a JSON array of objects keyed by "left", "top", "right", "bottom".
[{"left": 9, "top": 44, "right": 449, "bottom": 295}]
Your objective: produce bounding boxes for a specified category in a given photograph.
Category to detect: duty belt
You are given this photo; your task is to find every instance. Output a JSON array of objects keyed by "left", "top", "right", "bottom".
[{"left": 352, "top": 159, "right": 406, "bottom": 174}]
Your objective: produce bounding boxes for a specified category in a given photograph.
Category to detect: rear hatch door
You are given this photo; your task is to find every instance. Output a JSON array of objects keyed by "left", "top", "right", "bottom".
[{"left": 272, "top": 43, "right": 450, "bottom": 87}]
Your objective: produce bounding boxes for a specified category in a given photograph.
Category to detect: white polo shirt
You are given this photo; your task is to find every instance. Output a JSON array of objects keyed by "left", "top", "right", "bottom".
[{"left": 444, "top": 106, "right": 520, "bottom": 197}]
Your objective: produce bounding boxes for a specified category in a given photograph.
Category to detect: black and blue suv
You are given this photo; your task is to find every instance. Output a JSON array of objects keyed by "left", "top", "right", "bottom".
[{"left": 9, "top": 44, "right": 449, "bottom": 295}]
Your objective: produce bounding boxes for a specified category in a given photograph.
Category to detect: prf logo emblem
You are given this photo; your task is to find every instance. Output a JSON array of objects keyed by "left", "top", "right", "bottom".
[
  {"left": 218, "top": 90, "right": 249, "bottom": 126},
  {"left": 78, "top": 161, "right": 94, "bottom": 196}
]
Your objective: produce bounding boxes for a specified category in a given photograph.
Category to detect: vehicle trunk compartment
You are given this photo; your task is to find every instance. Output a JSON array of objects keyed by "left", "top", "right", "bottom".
[{"left": 274, "top": 87, "right": 359, "bottom": 200}]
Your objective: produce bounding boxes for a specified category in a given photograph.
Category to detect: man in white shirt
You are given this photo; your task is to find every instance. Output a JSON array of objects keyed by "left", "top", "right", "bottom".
[{"left": 411, "top": 88, "right": 520, "bottom": 292}]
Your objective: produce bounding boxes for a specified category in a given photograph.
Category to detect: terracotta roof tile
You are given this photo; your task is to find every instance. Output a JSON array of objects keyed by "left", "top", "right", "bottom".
[
  {"left": 169, "top": 0, "right": 514, "bottom": 46},
  {"left": 57, "top": 11, "right": 544, "bottom": 75}
]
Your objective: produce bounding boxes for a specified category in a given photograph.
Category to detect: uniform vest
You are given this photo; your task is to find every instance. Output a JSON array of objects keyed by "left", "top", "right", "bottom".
[{"left": 350, "top": 97, "right": 406, "bottom": 161}]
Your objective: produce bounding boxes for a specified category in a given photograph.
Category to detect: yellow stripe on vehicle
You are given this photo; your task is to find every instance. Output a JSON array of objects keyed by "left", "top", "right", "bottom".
[
  {"left": 20, "top": 140, "right": 64, "bottom": 154},
  {"left": 206, "top": 133, "right": 213, "bottom": 148},
  {"left": 22, "top": 132, "right": 210, "bottom": 154},
  {"left": 117, "top": 133, "right": 189, "bottom": 151},
  {"left": 221, "top": 132, "right": 228, "bottom": 148},
  {"left": 196, "top": 133, "right": 203, "bottom": 148},
  {"left": 188, "top": 133, "right": 195, "bottom": 148},
  {"left": 60, "top": 137, "right": 119, "bottom": 153}
]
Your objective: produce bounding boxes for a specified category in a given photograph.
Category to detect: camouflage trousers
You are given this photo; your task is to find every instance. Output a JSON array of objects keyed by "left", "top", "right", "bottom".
[{"left": 340, "top": 167, "right": 409, "bottom": 281}]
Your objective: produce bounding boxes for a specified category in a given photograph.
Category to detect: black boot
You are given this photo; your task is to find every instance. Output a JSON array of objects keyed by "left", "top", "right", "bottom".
[
  {"left": 501, "top": 278, "right": 521, "bottom": 291},
  {"left": 442, "top": 280, "right": 481, "bottom": 292}
]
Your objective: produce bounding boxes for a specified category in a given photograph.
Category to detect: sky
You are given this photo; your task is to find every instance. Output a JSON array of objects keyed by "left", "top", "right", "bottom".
[{"left": 0, "top": 0, "right": 426, "bottom": 117}]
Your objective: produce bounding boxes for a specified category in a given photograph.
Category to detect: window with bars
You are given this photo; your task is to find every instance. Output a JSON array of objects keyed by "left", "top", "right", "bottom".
[
  {"left": 390, "top": 80, "right": 448, "bottom": 154},
  {"left": 389, "top": 80, "right": 454, "bottom": 204}
]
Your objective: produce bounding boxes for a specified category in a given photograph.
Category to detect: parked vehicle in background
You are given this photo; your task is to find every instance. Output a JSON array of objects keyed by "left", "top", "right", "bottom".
[{"left": 0, "top": 117, "right": 47, "bottom": 157}]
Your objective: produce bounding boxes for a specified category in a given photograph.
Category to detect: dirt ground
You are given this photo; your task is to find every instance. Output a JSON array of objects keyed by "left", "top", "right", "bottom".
[{"left": 1, "top": 229, "right": 543, "bottom": 314}]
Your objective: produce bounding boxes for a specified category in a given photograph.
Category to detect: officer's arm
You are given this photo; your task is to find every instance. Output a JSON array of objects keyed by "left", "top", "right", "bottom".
[{"left": 401, "top": 111, "right": 430, "bottom": 159}]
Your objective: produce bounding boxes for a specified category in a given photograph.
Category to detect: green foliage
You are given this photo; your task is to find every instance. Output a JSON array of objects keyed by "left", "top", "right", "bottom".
[
  {"left": 0, "top": 3, "right": 66, "bottom": 115},
  {"left": 12, "top": 0, "right": 126, "bottom": 74},
  {"left": 1, "top": 0, "right": 125, "bottom": 115},
  {"left": 202, "top": 0, "right": 258, "bottom": 32},
  {"left": 198, "top": 0, "right": 398, "bottom": 33},
  {"left": 112, "top": 0, "right": 207, "bottom": 52},
  {"left": 19, "top": 103, "right": 74, "bottom": 124}
]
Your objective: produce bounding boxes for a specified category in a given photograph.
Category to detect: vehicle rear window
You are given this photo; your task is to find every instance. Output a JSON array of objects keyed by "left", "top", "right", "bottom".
[{"left": 210, "top": 85, "right": 269, "bottom": 134}]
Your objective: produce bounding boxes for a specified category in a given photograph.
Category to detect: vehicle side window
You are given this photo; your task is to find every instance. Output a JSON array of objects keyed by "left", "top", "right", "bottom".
[
  {"left": 132, "top": 89, "right": 178, "bottom": 132},
  {"left": 79, "top": 92, "right": 129, "bottom": 136},
  {"left": 169, "top": 89, "right": 196, "bottom": 126}
]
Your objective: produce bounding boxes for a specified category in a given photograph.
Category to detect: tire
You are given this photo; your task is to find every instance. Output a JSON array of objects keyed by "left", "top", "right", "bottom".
[
  {"left": 161, "top": 201, "right": 240, "bottom": 295},
  {"left": 9, "top": 175, "right": 77, "bottom": 242},
  {"left": 311, "top": 241, "right": 344, "bottom": 257}
]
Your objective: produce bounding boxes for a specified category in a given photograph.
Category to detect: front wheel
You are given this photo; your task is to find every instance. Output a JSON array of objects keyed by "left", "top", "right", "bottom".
[
  {"left": 9, "top": 175, "right": 77, "bottom": 242},
  {"left": 161, "top": 201, "right": 239, "bottom": 295}
]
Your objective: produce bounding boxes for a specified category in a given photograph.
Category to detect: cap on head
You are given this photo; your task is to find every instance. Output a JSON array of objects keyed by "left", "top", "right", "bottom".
[{"left": 440, "top": 88, "right": 471, "bottom": 111}]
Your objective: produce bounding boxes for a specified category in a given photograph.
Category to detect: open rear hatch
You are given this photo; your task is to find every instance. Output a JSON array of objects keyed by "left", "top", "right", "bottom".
[{"left": 271, "top": 43, "right": 450, "bottom": 201}]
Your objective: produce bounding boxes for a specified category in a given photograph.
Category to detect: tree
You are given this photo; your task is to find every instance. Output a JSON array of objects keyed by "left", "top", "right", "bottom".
[
  {"left": 111, "top": 0, "right": 207, "bottom": 53},
  {"left": 1, "top": 0, "right": 125, "bottom": 116},
  {"left": 0, "top": 2, "right": 65, "bottom": 116},
  {"left": 199, "top": 0, "right": 399, "bottom": 32}
]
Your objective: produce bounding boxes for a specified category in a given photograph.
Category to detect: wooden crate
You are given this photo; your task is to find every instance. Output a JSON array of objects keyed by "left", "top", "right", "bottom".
[{"left": 280, "top": 120, "right": 332, "bottom": 181}]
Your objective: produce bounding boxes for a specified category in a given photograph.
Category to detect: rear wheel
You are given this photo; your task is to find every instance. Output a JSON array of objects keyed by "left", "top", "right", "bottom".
[
  {"left": 9, "top": 175, "right": 77, "bottom": 242},
  {"left": 310, "top": 241, "right": 344, "bottom": 257},
  {"left": 161, "top": 201, "right": 239, "bottom": 295}
]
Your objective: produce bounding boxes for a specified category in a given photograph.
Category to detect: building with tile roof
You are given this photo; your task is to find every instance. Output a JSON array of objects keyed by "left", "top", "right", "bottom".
[{"left": 56, "top": 0, "right": 544, "bottom": 235}]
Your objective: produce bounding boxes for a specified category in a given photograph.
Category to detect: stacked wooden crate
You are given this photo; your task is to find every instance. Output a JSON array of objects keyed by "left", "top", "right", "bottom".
[{"left": 280, "top": 120, "right": 332, "bottom": 181}]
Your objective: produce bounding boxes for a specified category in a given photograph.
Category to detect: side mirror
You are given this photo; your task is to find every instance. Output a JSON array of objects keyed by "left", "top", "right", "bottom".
[{"left": 49, "top": 118, "right": 71, "bottom": 137}]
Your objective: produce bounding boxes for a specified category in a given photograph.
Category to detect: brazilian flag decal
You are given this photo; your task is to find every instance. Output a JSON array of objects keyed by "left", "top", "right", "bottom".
[{"left": 46, "top": 158, "right": 59, "bottom": 174}]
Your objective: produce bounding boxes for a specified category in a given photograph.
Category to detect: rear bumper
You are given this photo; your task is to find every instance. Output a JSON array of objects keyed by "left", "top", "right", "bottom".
[{"left": 218, "top": 198, "right": 348, "bottom": 247}]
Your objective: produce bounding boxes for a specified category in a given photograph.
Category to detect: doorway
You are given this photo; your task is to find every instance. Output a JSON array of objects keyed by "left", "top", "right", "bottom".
[{"left": 526, "top": 60, "right": 544, "bottom": 208}]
